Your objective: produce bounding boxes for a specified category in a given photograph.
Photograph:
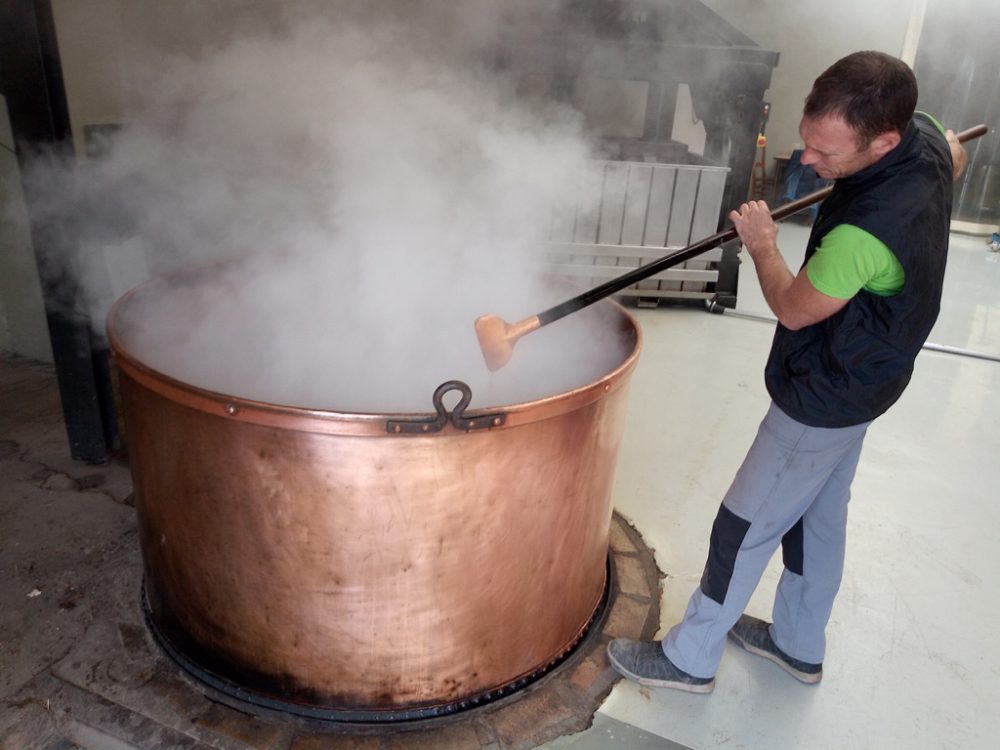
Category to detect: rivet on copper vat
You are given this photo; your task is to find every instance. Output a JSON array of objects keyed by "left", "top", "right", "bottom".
[{"left": 107, "top": 273, "right": 642, "bottom": 721}]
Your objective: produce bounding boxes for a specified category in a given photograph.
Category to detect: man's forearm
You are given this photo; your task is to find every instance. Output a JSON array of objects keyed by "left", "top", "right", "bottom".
[
  {"left": 730, "top": 199, "right": 847, "bottom": 330},
  {"left": 750, "top": 243, "right": 796, "bottom": 319}
]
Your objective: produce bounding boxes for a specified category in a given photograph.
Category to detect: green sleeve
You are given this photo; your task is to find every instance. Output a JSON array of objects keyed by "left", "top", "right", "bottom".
[
  {"left": 805, "top": 224, "right": 905, "bottom": 298},
  {"left": 915, "top": 111, "right": 947, "bottom": 136}
]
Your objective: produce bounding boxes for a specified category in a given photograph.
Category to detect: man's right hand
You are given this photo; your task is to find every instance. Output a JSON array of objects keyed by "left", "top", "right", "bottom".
[{"left": 729, "top": 201, "right": 779, "bottom": 260}]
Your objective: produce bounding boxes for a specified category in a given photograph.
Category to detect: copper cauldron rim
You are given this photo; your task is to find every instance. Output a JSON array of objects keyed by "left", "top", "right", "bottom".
[{"left": 106, "top": 273, "right": 642, "bottom": 437}]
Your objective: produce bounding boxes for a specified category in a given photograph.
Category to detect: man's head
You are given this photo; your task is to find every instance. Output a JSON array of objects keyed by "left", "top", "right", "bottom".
[{"left": 798, "top": 51, "right": 918, "bottom": 180}]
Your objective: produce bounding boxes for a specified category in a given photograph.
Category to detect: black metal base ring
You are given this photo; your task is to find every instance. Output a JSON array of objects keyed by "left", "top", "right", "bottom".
[{"left": 142, "top": 554, "right": 614, "bottom": 725}]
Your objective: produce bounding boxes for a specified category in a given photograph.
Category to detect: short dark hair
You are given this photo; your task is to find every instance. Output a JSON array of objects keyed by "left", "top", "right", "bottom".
[{"left": 803, "top": 51, "right": 917, "bottom": 147}]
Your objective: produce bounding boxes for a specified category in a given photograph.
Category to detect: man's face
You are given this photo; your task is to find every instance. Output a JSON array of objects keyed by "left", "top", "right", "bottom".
[{"left": 798, "top": 115, "right": 887, "bottom": 180}]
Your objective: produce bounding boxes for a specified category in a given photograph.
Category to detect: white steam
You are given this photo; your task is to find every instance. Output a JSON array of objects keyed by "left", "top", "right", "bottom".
[{"left": 51, "top": 8, "right": 634, "bottom": 412}]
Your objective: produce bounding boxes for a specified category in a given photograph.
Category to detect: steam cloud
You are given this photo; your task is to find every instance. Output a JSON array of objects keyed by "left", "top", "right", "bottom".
[{"left": 32, "top": 2, "right": 636, "bottom": 412}]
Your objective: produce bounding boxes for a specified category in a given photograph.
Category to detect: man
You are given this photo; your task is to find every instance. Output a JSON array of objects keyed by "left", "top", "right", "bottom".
[{"left": 607, "top": 51, "right": 968, "bottom": 693}]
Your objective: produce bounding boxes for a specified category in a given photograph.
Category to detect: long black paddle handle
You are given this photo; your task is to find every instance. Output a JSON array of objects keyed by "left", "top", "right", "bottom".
[{"left": 536, "top": 123, "right": 988, "bottom": 327}]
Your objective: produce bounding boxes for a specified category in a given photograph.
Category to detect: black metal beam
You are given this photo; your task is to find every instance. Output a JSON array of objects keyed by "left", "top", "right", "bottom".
[{"left": 0, "top": 0, "right": 114, "bottom": 463}]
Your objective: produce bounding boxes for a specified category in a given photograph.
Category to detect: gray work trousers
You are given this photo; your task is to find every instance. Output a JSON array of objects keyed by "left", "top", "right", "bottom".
[{"left": 662, "top": 401, "right": 870, "bottom": 679}]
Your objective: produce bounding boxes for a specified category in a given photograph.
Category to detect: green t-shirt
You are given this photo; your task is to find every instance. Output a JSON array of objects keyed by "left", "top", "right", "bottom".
[
  {"left": 918, "top": 111, "right": 946, "bottom": 137},
  {"left": 806, "top": 224, "right": 904, "bottom": 298},
  {"left": 805, "top": 111, "right": 946, "bottom": 299}
]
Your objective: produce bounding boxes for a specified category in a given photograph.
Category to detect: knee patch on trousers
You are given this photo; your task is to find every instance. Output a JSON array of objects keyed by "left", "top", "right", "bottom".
[
  {"left": 700, "top": 504, "right": 752, "bottom": 605},
  {"left": 781, "top": 517, "right": 804, "bottom": 576}
]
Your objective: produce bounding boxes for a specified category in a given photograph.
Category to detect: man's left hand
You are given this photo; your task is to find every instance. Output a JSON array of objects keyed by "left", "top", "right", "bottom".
[{"left": 946, "top": 129, "right": 968, "bottom": 181}]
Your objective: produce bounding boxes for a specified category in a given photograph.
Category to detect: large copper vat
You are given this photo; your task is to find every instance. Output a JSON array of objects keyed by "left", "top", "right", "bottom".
[{"left": 108, "top": 273, "right": 641, "bottom": 720}]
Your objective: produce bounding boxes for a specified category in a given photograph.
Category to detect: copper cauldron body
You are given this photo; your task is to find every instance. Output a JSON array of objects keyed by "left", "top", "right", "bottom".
[{"left": 108, "top": 279, "right": 641, "bottom": 719}]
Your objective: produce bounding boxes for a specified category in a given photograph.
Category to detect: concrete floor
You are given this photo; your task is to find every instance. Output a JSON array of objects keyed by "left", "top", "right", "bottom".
[
  {"left": 0, "top": 357, "right": 138, "bottom": 747},
  {"left": 584, "top": 225, "right": 1000, "bottom": 750},
  {"left": 2, "top": 226, "right": 998, "bottom": 749}
]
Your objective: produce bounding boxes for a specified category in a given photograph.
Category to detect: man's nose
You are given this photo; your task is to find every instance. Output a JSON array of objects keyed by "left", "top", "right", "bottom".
[{"left": 800, "top": 149, "right": 819, "bottom": 166}]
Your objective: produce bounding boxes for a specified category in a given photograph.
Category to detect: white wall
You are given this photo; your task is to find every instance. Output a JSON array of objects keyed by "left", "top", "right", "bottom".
[
  {"left": 50, "top": 0, "right": 126, "bottom": 158},
  {"left": 0, "top": 0, "right": 127, "bottom": 362},
  {"left": 701, "top": 0, "right": 917, "bottom": 164},
  {"left": 0, "top": 94, "right": 54, "bottom": 362}
]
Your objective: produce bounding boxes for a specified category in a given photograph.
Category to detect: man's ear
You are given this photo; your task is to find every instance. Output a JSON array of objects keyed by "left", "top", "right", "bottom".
[{"left": 870, "top": 130, "right": 901, "bottom": 158}]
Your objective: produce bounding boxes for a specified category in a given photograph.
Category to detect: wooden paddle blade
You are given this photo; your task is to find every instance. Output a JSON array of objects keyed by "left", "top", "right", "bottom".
[
  {"left": 474, "top": 314, "right": 541, "bottom": 372},
  {"left": 475, "top": 314, "right": 513, "bottom": 371}
]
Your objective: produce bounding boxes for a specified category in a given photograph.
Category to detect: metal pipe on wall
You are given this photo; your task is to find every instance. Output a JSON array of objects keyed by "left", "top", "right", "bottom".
[{"left": 709, "top": 302, "right": 1000, "bottom": 364}]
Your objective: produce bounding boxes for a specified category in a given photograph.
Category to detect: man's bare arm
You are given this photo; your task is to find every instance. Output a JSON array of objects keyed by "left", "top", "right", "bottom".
[{"left": 729, "top": 201, "right": 849, "bottom": 330}]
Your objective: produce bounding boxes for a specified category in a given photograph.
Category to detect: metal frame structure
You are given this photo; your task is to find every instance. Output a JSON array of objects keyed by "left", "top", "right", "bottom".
[
  {"left": 547, "top": 159, "right": 731, "bottom": 304},
  {"left": 498, "top": 0, "right": 779, "bottom": 308},
  {"left": 0, "top": 0, "right": 116, "bottom": 463}
]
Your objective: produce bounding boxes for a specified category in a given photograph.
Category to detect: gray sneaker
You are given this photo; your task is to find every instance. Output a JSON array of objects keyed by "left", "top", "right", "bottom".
[
  {"left": 606, "top": 639, "right": 715, "bottom": 694},
  {"left": 727, "top": 615, "right": 823, "bottom": 684}
]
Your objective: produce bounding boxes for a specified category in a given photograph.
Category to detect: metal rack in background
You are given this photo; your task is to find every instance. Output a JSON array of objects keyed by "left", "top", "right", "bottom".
[{"left": 546, "top": 159, "right": 731, "bottom": 306}]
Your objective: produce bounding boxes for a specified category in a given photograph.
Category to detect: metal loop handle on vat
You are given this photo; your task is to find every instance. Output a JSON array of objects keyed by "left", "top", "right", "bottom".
[{"left": 386, "top": 380, "right": 507, "bottom": 434}]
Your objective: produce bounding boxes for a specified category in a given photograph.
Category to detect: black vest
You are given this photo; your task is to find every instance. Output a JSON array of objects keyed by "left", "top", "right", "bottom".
[{"left": 765, "top": 116, "right": 953, "bottom": 428}]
